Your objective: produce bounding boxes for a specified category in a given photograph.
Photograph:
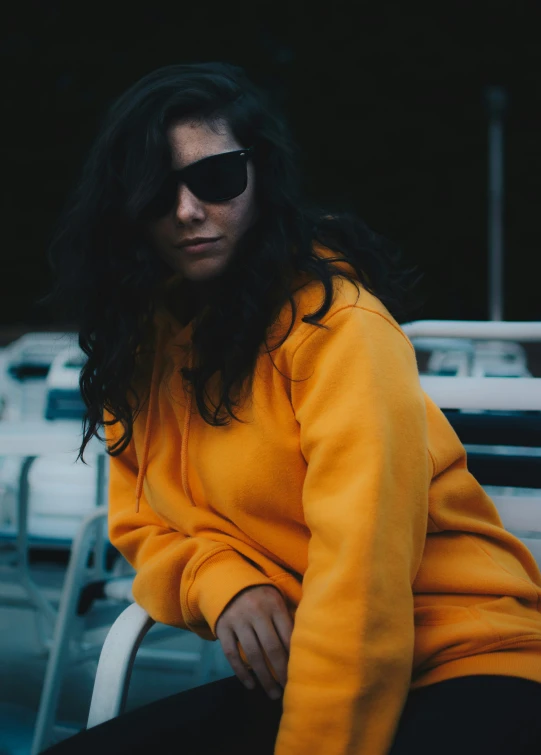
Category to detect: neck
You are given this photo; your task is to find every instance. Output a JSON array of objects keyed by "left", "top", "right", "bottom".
[
  {"left": 188, "top": 279, "right": 220, "bottom": 314},
  {"left": 160, "top": 276, "right": 218, "bottom": 327}
]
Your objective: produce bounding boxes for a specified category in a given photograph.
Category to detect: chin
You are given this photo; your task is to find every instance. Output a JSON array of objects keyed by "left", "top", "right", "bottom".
[{"left": 182, "top": 255, "right": 230, "bottom": 280}]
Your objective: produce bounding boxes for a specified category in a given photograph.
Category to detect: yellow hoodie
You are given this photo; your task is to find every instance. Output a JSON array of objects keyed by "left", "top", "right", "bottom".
[{"left": 106, "top": 244, "right": 541, "bottom": 754}]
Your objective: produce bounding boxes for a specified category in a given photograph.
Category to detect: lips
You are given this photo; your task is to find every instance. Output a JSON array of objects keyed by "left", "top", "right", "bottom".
[
  {"left": 176, "top": 237, "right": 222, "bottom": 255},
  {"left": 176, "top": 236, "right": 221, "bottom": 248}
]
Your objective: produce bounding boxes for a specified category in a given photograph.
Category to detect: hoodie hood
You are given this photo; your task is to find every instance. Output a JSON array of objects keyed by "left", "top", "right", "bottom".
[{"left": 133, "top": 244, "right": 358, "bottom": 512}]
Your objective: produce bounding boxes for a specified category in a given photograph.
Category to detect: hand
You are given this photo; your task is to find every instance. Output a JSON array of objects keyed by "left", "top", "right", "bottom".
[{"left": 215, "top": 584, "right": 293, "bottom": 700}]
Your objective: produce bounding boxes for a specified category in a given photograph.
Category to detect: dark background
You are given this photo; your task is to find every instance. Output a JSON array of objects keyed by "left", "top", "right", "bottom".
[{"left": 2, "top": 0, "right": 541, "bottom": 336}]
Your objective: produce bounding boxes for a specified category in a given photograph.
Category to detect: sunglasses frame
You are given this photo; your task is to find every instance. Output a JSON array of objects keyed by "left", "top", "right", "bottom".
[{"left": 163, "top": 146, "right": 254, "bottom": 205}]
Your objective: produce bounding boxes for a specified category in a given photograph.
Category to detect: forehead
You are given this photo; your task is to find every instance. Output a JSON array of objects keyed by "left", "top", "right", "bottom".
[{"left": 167, "top": 118, "right": 240, "bottom": 170}]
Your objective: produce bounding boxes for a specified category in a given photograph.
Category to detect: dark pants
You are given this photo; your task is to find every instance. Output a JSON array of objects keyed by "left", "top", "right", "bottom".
[{"left": 41, "top": 674, "right": 541, "bottom": 754}]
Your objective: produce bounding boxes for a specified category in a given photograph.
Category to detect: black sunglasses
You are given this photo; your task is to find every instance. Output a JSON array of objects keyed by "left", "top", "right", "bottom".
[{"left": 143, "top": 147, "right": 254, "bottom": 219}]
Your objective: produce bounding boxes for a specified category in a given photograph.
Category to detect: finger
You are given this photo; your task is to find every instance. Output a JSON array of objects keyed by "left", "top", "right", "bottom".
[
  {"left": 270, "top": 613, "right": 294, "bottom": 686},
  {"left": 217, "top": 626, "right": 256, "bottom": 690},
  {"left": 253, "top": 616, "right": 290, "bottom": 689},
  {"left": 272, "top": 608, "right": 294, "bottom": 654},
  {"left": 236, "top": 625, "right": 283, "bottom": 700}
]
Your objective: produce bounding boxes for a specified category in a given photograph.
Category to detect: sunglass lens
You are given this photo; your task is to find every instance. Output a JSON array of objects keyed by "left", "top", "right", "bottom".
[{"left": 184, "top": 151, "right": 248, "bottom": 202}]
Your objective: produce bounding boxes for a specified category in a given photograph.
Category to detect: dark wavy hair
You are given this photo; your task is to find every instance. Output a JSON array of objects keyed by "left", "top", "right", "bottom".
[{"left": 39, "top": 61, "right": 422, "bottom": 462}]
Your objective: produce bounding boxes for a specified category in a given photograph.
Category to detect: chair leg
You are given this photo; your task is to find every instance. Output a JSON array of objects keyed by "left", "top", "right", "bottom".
[
  {"left": 17, "top": 456, "right": 58, "bottom": 652},
  {"left": 33, "top": 608, "right": 55, "bottom": 658},
  {"left": 30, "top": 507, "right": 108, "bottom": 755}
]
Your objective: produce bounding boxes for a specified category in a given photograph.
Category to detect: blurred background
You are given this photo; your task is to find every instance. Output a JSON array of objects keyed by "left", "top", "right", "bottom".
[
  {"left": 1, "top": 3, "right": 541, "bottom": 753},
  {"left": 1, "top": 0, "right": 540, "bottom": 344}
]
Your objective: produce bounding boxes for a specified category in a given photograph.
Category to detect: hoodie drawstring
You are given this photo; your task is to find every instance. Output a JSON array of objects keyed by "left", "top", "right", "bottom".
[
  {"left": 134, "top": 324, "right": 194, "bottom": 513},
  {"left": 134, "top": 353, "right": 158, "bottom": 513}
]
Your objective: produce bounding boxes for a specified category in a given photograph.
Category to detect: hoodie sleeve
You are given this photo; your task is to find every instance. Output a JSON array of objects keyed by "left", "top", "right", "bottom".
[
  {"left": 105, "top": 413, "right": 278, "bottom": 641},
  {"left": 275, "top": 304, "right": 430, "bottom": 755}
]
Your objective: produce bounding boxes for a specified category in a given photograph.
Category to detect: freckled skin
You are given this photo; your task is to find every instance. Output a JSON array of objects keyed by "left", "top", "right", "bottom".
[{"left": 145, "top": 118, "right": 258, "bottom": 307}]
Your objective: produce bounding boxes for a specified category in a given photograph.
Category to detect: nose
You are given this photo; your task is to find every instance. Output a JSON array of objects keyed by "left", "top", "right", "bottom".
[{"left": 174, "top": 183, "right": 206, "bottom": 224}]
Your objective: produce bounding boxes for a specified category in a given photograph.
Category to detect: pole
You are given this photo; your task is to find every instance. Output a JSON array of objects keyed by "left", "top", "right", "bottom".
[{"left": 484, "top": 86, "right": 507, "bottom": 321}]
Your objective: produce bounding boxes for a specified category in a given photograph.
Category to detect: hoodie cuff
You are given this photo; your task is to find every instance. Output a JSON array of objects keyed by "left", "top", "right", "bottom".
[{"left": 183, "top": 547, "right": 276, "bottom": 637}]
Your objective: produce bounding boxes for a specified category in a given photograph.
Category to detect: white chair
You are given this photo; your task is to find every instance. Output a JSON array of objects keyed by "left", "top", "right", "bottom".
[
  {"left": 411, "top": 337, "right": 476, "bottom": 377},
  {"left": 0, "top": 332, "right": 77, "bottom": 422},
  {"left": 405, "top": 320, "right": 540, "bottom": 378},
  {"left": 0, "top": 336, "right": 101, "bottom": 653},
  {"left": 405, "top": 319, "right": 541, "bottom": 562},
  {"left": 403, "top": 319, "right": 541, "bottom": 342},
  {"left": 0, "top": 444, "right": 108, "bottom": 654},
  {"left": 87, "top": 602, "right": 220, "bottom": 730},
  {"left": 30, "top": 505, "right": 217, "bottom": 754},
  {"left": 471, "top": 340, "right": 530, "bottom": 378}
]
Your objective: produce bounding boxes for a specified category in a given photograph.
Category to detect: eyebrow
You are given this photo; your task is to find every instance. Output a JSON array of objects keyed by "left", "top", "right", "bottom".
[
  {"left": 171, "top": 153, "right": 216, "bottom": 171},
  {"left": 171, "top": 148, "right": 245, "bottom": 173}
]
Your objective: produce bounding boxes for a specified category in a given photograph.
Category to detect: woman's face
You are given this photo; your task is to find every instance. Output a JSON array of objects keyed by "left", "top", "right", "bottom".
[{"left": 145, "top": 118, "right": 258, "bottom": 285}]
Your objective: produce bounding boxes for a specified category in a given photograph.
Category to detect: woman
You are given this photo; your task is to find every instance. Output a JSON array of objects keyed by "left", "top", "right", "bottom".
[{"left": 41, "top": 62, "right": 541, "bottom": 754}]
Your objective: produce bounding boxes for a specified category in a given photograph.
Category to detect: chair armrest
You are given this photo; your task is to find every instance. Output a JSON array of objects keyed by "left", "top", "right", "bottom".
[
  {"left": 87, "top": 602, "right": 155, "bottom": 728},
  {"left": 419, "top": 376, "right": 541, "bottom": 411},
  {"left": 402, "top": 320, "right": 541, "bottom": 341}
]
